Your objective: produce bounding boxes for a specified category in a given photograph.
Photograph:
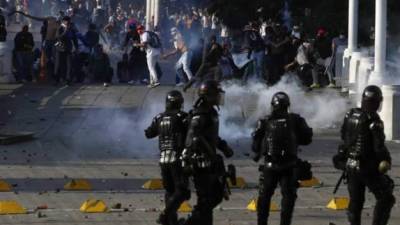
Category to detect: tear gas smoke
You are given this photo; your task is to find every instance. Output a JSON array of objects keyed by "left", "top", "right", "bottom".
[
  {"left": 219, "top": 74, "right": 349, "bottom": 140},
  {"left": 79, "top": 74, "right": 347, "bottom": 158}
]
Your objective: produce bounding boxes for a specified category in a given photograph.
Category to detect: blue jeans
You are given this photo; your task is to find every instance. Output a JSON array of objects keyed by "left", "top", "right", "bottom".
[
  {"left": 251, "top": 50, "right": 265, "bottom": 80},
  {"left": 175, "top": 51, "right": 193, "bottom": 84}
]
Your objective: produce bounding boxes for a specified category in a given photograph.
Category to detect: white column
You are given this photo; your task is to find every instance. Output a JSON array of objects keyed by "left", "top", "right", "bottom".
[
  {"left": 341, "top": 0, "right": 359, "bottom": 92},
  {"left": 373, "top": 0, "right": 387, "bottom": 78},
  {"left": 146, "top": 0, "right": 152, "bottom": 30},
  {"left": 348, "top": 0, "right": 359, "bottom": 53},
  {"left": 379, "top": 85, "right": 400, "bottom": 141},
  {"left": 154, "top": 0, "right": 160, "bottom": 29}
]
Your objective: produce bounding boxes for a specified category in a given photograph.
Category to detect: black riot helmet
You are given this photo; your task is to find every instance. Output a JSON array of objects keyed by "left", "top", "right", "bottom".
[
  {"left": 166, "top": 90, "right": 184, "bottom": 111},
  {"left": 361, "top": 85, "right": 383, "bottom": 112},
  {"left": 198, "top": 80, "right": 225, "bottom": 106},
  {"left": 271, "top": 92, "right": 290, "bottom": 112}
]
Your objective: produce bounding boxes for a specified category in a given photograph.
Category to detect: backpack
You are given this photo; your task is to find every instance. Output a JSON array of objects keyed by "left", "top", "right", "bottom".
[
  {"left": 263, "top": 116, "right": 296, "bottom": 161},
  {"left": 146, "top": 31, "right": 161, "bottom": 49}
]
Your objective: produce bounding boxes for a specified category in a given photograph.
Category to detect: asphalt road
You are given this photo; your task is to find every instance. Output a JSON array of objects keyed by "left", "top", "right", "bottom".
[{"left": 0, "top": 84, "right": 400, "bottom": 225}]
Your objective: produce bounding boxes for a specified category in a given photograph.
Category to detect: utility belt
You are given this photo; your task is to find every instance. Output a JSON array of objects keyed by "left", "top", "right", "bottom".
[
  {"left": 159, "top": 150, "right": 179, "bottom": 164},
  {"left": 260, "top": 158, "right": 313, "bottom": 181},
  {"left": 192, "top": 153, "right": 213, "bottom": 169},
  {"left": 346, "top": 157, "right": 360, "bottom": 171},
  {"left": 263, "top": 157, "right": 297, "bottom": 171}
]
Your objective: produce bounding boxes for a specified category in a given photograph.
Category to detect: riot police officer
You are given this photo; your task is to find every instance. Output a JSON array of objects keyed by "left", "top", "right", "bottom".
[
  {"left": 181, "top": 80, "right": 234, "bottom": 225},
  {"left": 145, "top": 90, "right": 191, "bottom": 225},
  {"left": 252, "top": 92, "right": 313, "bottom": 225},
  {"left": 333, "top": 85, "right": 395, "bottom": 225}
]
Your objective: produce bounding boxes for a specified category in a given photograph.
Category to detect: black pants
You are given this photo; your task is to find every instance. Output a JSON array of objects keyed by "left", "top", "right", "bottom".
[
  {"left": 257, "top": 167, "right": 298, "bottom": 225},
  {"left": 347, "top": 170, "right": 395, "bottom": 225},
  {"left": 184, "top": 168, "right": 224, "bottom": 225},
  {"left": 160, "top": 163, "right": 190, "bottom": 225},
  {"left": 54, "top": 51, "right": 73, "bottom": 83}
]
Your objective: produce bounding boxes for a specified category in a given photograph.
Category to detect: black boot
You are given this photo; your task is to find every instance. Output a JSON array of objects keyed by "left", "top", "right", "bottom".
[{"left": 157, "top": 212, "right": 168, "bottom": 225}]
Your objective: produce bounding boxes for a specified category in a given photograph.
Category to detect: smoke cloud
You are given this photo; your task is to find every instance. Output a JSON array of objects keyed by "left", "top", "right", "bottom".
[
  {"left": 34, "top": 74, "right": 349, "bottom": 160},
  {"left": 219, "top": 74, "right": 349, "bottom": 140}
]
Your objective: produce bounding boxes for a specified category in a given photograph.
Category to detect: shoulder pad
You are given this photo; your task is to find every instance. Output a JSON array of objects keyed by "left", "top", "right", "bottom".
[
  {"left": 178, "top": 111, "right": 189, "bottom": 117},
  {"left": 289, "top": 113, "right": 302, "bottom": 120},
  {"left": 155, "top": 113, "right": 163, "bottom": 120},
  {"left": 190, "top": 115, "right": 203, "bottom": 128},
  {"left": 256, "top": 119, "right": 265, "bottom": 128},
  {"left": 346, "top": 108, "right": 360, "bottom": 118},
  {"left": 370, "top": 120, "right": 384, "bottom": 131}
]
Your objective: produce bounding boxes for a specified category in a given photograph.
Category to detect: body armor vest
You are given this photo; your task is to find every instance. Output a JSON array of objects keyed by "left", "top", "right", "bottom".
[
  {"left": 344, "top": 109, "right": 375, "bottom": 170},
  {"left": 158, "top": 112, "right": 186, "bottom": 164},
  {"left": 263, "top": 116, "right": 297, "bottom": 163},
  {"left": 186, "top": 107, "right": 219, "bottom": 169}
]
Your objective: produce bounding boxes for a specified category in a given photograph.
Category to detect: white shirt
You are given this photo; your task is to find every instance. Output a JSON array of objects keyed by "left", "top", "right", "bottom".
[
  {"left": 221, "top": 25, "right": 229, "bottom": 38},
  {"left": 296, "top": 45, "right": 310, "bottom": 66},
  {"left": 202, "top": 15, "right": 210, "bottom": 28},
  {"left": 260, "top": 22, "right": 267, "bottom": 37},
  {"left": 140, "top": 32, "right": 161, "bottom": 58},
  {"left": 211, "top": 15, "right": 218, "bottom": 30}
]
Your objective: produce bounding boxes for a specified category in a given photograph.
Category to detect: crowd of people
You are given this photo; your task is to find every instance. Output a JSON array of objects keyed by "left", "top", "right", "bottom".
[{"left": 2, "top": 0, "right": 348, "bottom": 89}]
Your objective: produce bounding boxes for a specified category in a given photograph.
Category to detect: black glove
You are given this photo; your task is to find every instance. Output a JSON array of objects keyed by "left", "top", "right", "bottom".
[
  {"left": 252, "top": 153, "right": 261, "bottom": 162},
  {"left": 332, "top": 154, "right": 346, "bottom": 171},
  {"left": 223, "top": 146, "right": 234, "bottom": 158},
  {"left": 218, "top": 139, "right": 234, "bottom": 158},
  {"left": 180, "top": 149, "right": 194, "bottom": 174},
  {"left": 144, "top": 128, "right": 151, "bottom": 139}
]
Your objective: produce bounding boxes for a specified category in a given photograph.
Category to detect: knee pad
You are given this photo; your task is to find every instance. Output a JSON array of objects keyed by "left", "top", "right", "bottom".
[{"left": 381, "top": 194, "right": 396, "bottom": 208}]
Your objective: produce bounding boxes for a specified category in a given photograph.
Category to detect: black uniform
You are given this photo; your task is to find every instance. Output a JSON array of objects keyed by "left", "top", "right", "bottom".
[
  {"left": 181, "top": 80, "right": 233, "bottom": 225},
  {"left": 252, "top": 92, "right": 312, "bottom": 225},
  {"left": 335, "top": 111, "right": 395, "bottom": 225},
  {"left": 333, "top": 85, "right": 395, "bottom": 225},
  {"left": 145, "top": 95, "right": 190, "bottom": 225}
]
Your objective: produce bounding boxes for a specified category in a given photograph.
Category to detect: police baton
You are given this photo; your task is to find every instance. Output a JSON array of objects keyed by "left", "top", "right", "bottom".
[{"left": 333, "top": 171, "right": 346, "bottom": 194}]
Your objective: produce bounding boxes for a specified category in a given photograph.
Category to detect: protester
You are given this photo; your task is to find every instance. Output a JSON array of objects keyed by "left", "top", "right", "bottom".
[
  {"left": 285, "top": 40, "right": 323, "bottom": 88},
  {"left": 163, "top": 27, "right": 193, "bottom": 86},
  {"left": 87, "top": 44, "right": 113, "bottom": 86},
  {"left": 328, "top": 30, "right": 348, "bottom": 87},
  {"left": 243, "top": 23, "right": 265, "bottom": 80},
  {"left": 136, "top": 25, "right": 162, "bottom": 88},
  {"left": 54, "top": 16, "right": 79, "bottom": 86},
  {"left": 183, "top": 35, "right": 223, "bottom": 91},
  {"left": 14, "top": 25, "right": 34, "bottom": 82},
  {"left": 84, "top": 23, "right": 100, "bottom": 53}
]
